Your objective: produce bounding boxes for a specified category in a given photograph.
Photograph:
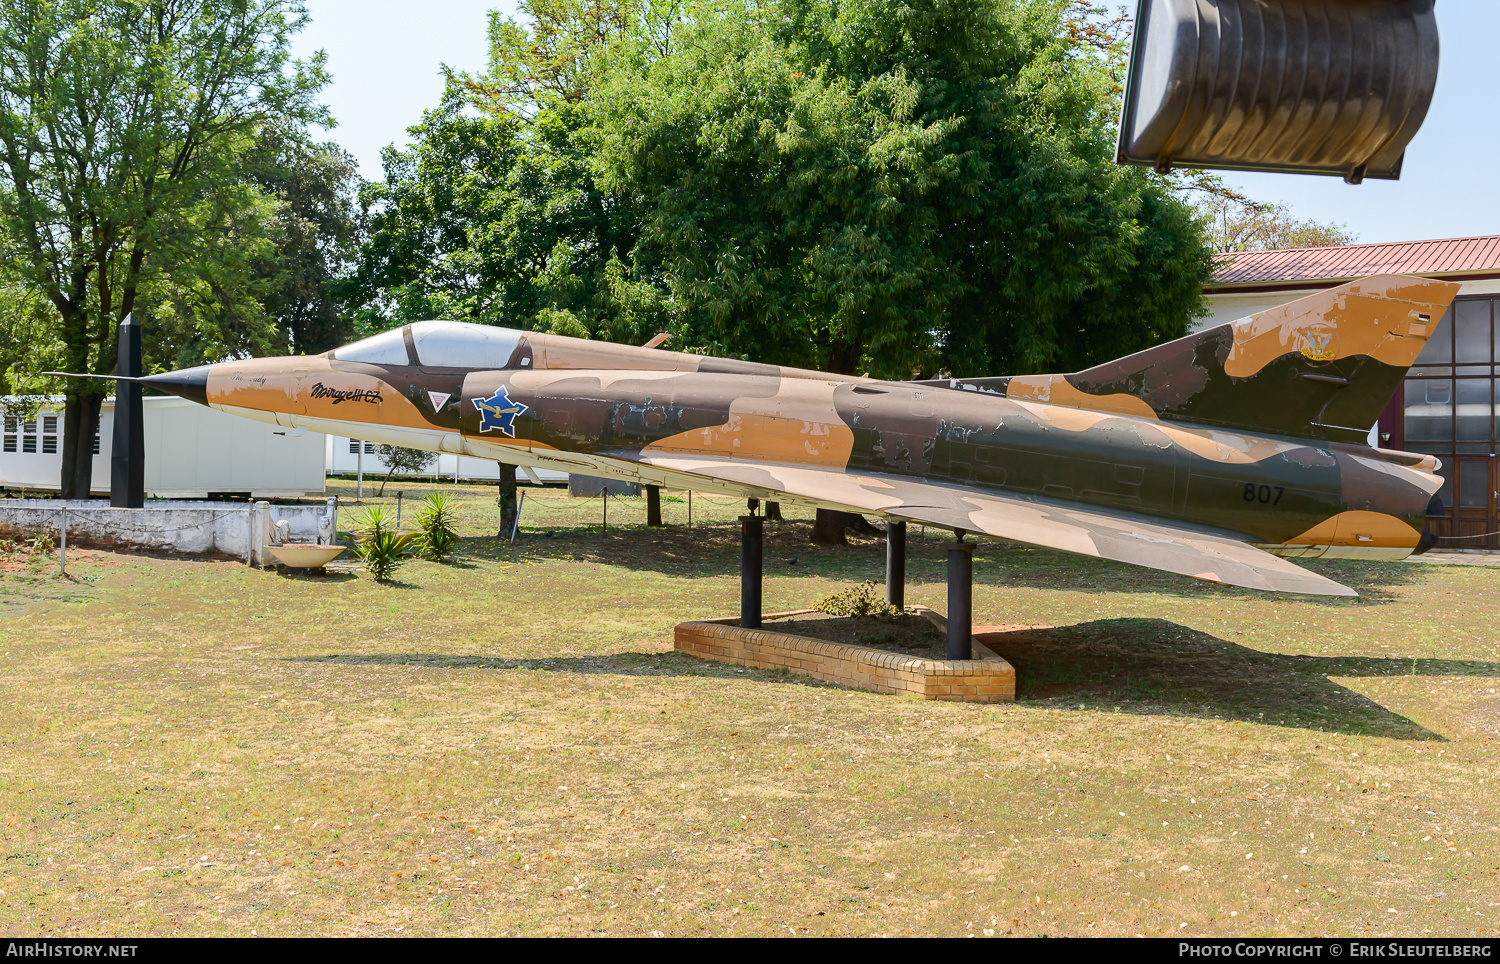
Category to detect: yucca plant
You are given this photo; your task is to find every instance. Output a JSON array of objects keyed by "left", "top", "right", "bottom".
[
  {"left": 350, "top": 505, "right": 406, "bottom": 582},
  {"left": 413, "top": 492, "right": 460, "bottom": 560}
]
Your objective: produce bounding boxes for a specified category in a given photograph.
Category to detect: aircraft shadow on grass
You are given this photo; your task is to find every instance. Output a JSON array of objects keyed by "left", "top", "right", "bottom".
[
  {"left": 293, "top": 618, "right": 1496, "bottom": 741},
  {"left": 974, "top": 617, "right": 1497, "bottom": 742}
]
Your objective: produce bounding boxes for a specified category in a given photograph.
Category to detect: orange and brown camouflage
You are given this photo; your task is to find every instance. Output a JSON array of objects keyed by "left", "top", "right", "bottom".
[{"left": 129, "top": 274, "right": 1460, "bottom": 597}]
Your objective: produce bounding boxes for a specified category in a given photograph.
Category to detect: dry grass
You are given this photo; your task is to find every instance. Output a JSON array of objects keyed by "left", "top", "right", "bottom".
[{"left": 1, "top": 481, "right": 1497, "bottom": 937}]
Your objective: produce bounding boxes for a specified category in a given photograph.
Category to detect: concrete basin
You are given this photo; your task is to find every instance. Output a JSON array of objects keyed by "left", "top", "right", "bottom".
[{"left": 267, "top": 544, "right": 346, "bottom": 569}]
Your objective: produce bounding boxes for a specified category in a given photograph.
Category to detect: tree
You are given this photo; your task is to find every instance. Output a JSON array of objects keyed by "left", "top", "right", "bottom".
[
  {"left": 248, "top": 126, "right": 365, "bottom": 354},
  {"left": 1189, "top": 179, "right": 1357, "bottom": 253},
  {"left": 0, "top": 0, "right": 327, "bottom": 497},
  {"left": 347, "top": 0, "right": 677, "bottom": 346},
  {"left": 349, "top": 89, "right": 661, "bottom": 345},
  {"left": 374, "top": 444, "right": 437, "bottom": 496},
  {"left": 591, "top": 0, "right": 1213, "bottom": 377}
]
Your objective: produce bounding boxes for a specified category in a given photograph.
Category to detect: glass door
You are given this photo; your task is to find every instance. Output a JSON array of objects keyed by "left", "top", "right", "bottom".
[{"left": 1450, "top": 457, "right": 1499, "bottom": 550}]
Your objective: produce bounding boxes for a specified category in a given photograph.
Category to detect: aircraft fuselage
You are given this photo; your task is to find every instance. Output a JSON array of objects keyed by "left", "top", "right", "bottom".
[{"left": 182, "top": 334, "right": 1439, "bottom": 561}]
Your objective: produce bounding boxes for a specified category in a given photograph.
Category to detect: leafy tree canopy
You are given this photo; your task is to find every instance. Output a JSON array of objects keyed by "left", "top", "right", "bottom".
[
  {"left": 0, "top": 0, "right": 331, "bottom": 495},
  {"left": 1186, "top": 175, "right": 1358, "bottom": 253},
  {"left": 354, "top": 0, "right": 1218, "bottom": 378},
  {"left": 589, "top": 0, "right": 1213, "bottom": 376}
]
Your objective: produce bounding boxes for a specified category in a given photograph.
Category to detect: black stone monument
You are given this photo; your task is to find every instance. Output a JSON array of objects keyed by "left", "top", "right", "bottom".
[{"left": 110, "top": 313, "right": 144, "bottom": 508}]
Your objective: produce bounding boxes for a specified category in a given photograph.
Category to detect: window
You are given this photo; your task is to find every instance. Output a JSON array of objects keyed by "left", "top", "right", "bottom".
[
  {"left": 349, "top": 439, "right": 374, "bottom": 454},
  {"left": 1, "top": 411, "right": 94, "bottom": 455},
  {"left": 332, "top": 327, "right": 410, "bottom": 366},
  {"left": 1403, "top": 296, "right": 1499, "bottom": 454},
  {"left": 1412, "top": 306, "right": 1454, "bottom": 365},
  {"left": 1455, "top": 300, "right": 1492, "bottom": 367},
  {"left": 410, "top": 320, "right": 522, "bottom": 369}
]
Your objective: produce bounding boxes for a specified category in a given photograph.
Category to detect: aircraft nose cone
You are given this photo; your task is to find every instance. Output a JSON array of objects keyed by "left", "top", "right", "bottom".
[{"left": 142, "top": 365, "right": 212, "bottom": 406}]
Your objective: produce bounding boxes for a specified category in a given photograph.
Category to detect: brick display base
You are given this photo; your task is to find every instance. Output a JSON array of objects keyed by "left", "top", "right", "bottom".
[{"left": 674, "top": 618, "right": 1016, "bottom": 703}]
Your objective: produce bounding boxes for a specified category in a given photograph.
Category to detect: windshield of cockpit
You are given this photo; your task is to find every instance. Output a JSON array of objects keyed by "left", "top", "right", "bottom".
[
  {"left": 331, "top": 321, "right": 525, "bottom": 369},
  {"left": 330, "top": 327, "right": 408, "bottom": 365}
]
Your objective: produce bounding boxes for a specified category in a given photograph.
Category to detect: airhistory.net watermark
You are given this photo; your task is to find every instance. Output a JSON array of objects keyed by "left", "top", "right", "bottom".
[{"left": 5, "top": 945, "right": 138, "bottom": 958}]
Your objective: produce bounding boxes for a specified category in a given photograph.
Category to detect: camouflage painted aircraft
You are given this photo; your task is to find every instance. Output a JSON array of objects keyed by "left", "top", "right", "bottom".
[{"left": 89, "top": 274, "right": 1458, "bottom": 597}]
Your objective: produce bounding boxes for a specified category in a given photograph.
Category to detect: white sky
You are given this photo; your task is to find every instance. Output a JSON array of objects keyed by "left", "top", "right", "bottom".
[{"left": 294, "top": 0, "right": 1500, "bottom": 246}]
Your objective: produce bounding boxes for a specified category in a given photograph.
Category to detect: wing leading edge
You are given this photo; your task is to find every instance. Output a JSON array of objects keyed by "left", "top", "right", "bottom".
[{"left": 624, "top": 453, "right": 1357, "bottom": 597}]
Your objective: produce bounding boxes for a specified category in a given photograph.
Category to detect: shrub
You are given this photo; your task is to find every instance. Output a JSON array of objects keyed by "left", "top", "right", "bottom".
[
  {"left": 350, "top": 505, "right": 405, "bottom": 582},
  {"left": 413, "top": 492, "right": 460, "bottom": 560},
  {"left": 814, "top": 580, "right": 902, "bottom": 618}
]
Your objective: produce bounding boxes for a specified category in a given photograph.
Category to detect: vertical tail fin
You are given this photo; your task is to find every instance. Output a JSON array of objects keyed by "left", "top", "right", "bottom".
[{"left": 988, "top": 275, "right": 1461, "bottom": 444}]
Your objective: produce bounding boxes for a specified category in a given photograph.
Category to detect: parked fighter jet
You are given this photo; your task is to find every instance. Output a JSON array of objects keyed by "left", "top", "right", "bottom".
[{"left": 68, "top": 274, "right": 1458, "bottom": 597}]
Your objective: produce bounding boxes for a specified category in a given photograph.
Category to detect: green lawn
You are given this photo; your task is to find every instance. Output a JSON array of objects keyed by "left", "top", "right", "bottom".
[{"left": 0, "top": 481, "right": 1496, "bottom": 936}]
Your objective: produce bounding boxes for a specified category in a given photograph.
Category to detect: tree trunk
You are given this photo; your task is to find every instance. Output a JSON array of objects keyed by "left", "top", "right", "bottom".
[
  {"left": 846, "top": 513, "right": 882, "bottom": 536},
  {"left": 59, "top": 391, "right": 104, "bottom": 500},
  {"left": 497, "top": 463, "right": 519, "bottom": 537},
  {"left": 811, "top": 508, "right": 848, "bottom": 545},
  {"left": 645, "top": 484, "right": 662, "bottom": 526},
  {"left": 827, "top": 337, "right": 865, "bottom": 376},
  {"left": 765, "top": 500, "right": 783, "bottom": 521}
]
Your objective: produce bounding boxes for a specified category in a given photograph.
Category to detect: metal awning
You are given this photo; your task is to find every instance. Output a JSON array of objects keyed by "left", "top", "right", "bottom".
[{"left": 1115, "top": 0, "right": 1440, "bottom": 183}]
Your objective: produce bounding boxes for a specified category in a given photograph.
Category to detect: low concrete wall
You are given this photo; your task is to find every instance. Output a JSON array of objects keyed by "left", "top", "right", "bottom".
[
  {"left": 0, "top": 499, "right": 336, "bottom": 563},
  {"left": 675, "top": 620, "right": 1016, "bottom": 702}
]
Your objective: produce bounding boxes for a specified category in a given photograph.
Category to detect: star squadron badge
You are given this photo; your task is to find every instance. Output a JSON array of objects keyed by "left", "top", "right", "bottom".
[{"left": 474, "top": 387, "right": 527, "bottom": 437}]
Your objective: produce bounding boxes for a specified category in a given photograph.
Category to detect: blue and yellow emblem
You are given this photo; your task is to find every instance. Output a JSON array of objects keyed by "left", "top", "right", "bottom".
[{"left": 473, "top": 387, "right": 527, "bottom": 437}]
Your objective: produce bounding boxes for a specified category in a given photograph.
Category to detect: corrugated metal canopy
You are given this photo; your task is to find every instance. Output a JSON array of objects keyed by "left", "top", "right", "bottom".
[
  {"left": 1211, "top": 236, "right": 1500, "bottom": 287},
  {"left": 1116, "top": 0, "right": 1440, "bottom": 182}
]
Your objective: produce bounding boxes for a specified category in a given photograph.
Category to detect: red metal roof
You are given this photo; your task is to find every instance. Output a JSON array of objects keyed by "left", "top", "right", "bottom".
[{"left": 1211, "top": 235, "right": 1500, "bottom": 288}]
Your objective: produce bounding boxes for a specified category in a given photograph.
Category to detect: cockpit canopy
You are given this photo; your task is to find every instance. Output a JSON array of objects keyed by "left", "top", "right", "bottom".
[{"left": 330, "top": 321, "right": 526, "bottom": 369}]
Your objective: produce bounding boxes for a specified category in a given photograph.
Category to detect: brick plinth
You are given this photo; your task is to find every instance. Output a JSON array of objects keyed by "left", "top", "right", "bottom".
[{"left": 674, "top": 620, "right": 1015, "bottom": 703}]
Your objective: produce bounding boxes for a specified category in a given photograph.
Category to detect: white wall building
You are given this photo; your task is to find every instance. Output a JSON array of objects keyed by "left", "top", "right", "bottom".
[
  {"left": 324, "top": 434, "right": 565, "bottom": 485},
  {"left": 1, "top": 395, "right": 326, "bottom": 498}
]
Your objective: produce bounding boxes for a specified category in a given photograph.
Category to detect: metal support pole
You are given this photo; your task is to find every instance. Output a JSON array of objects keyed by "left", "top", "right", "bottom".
[
  {"left": 945, "top": 537, "right": 974, "bottom": 660},
  {"left": 356, "top": 442, "right": 364, "bottom": 499},
  {"left": 497, "top": 463, "right": 518, "bottom": 537},
  {"left": 687, "top": 491, "right": 692, "bottom": 529},
  {"left": 740, "top": 514, "right": 763, "bottom": 629},
  {"left": 509, "top": 489, "right": 526, "bottom": 544},
  {"left": 396, "top": 491, "right": 403, "bottom": 529},
  {"left": 603, "top": 488, "right": 608, "bottom": 534},
  {"left": 58, "top": 507, "right": 66, "bottom": 577},
  {"left": 646, "top": 484, "right": 662, "bottom": 526},
  {"left": 886, "top": 520, "right": 906, "bottom": 610}
]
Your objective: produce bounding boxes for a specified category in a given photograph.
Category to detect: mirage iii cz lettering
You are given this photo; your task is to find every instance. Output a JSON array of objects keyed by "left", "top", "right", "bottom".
[{"left": 309, "top": 382, "right": 382, "bottom": 405}]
